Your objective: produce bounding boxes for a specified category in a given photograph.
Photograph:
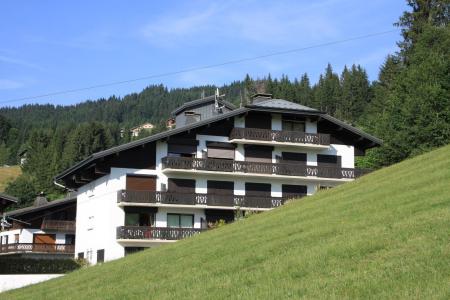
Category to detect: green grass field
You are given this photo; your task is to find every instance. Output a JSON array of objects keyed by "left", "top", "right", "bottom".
[
  {"left": 3, "top": 145, "right": 450, "bottom": 299},
  {"left": 0, "top": 165, "right": 21, "bottom": 192}
]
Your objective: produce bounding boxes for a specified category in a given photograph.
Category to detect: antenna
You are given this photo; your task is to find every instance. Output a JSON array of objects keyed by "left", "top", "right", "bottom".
[
  {"left": 201, "top": 90, "right": 205, "bottom": 99},
  {"left": 214, "top": 88, "right": 224, "bottom": 113}
]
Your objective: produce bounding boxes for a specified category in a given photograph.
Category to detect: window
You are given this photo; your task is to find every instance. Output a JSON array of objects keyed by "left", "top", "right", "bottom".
[
  {"left": 97, "top": 249, "right": 105, "bottom": 263},
  {"left": 282, "top": 120, "right": 305, "bottom": 132},
  {"left": 14, "top": 234, "right": 19, "bottom": 243},
  {"left": 167, "top": 214, "right": 194, "bottom": 228},
  {"left": 4, "top": 236, "right": 8, "bottom": 245},
  {"left": 125, "top": 213, "right": 154, "bottom": 226},
  {"left": 78, "top": 252, "right": 84, "bottom": 259},
  {"left": 206, "top": 142, "right": 235, "bottom": 160},
  {"left": 124, "top": 247, "right": 145, "bottom": 256},
  {"left": 185, "top": 111, "right": 201, "bottom": 124},
  {"left": 65, "top": 234, "right": 75, "bottom": 245}
]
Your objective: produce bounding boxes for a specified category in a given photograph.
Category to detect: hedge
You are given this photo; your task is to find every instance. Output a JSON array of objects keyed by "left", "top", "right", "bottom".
[{"left": 0, "top": 258, "right": 82, "bottom": 274}]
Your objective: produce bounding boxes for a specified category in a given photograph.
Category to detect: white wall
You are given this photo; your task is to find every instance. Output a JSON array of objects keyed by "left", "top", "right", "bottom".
[
  {"left": 0, "top": 228, "right": 69, "bottom": 244},
  {"left": 0, "top": 274, "right": 64, "bottom": 293}
]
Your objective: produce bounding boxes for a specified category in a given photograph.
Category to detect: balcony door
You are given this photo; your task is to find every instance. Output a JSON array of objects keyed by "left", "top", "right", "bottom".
[
  {"left": 245, "top": 145, "right": 273, "bottom": 163},
  {"left": 282, "top": 184, "right": 307, "bottom": 199},
  {"left": 126, "top": 175, "right": 156, "bottom": 191},
  {"left": 167, "top": 178, "right": 196, "bottom": 204},
  {"left": 245, "top": 113, "right": 271, "bottom": 129},
  {"left": 207, "top": 180, "right": 234, "bottom": 206}
]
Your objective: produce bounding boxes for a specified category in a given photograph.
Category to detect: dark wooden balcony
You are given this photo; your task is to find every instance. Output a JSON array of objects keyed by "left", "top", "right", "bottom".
[
  {"left": 0, "top": 243, "right": 74, "bottom": 254},
  {"left": 230, "top": 127, "right": 330, "bottom": 146},
  {"left": 116, "top": 226, "right": 203, "bottom": 241},
  {"left": 41, "top": 220, "right": 76, "bottom": 232},
  {"left": 162, "top": 157, "right": 370, "bottom": 179},
  {"left": 117, "top": 190, "right": 290, "bottom": 209}
]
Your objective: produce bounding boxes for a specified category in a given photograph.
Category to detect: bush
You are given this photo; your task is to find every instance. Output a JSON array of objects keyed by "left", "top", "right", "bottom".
[{"left": 0, "top": 257, "right": 82, "bottom": 274}]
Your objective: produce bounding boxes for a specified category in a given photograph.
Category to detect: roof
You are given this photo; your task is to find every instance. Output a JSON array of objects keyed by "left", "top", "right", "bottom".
[
  {"left": 55, "top": 97, "right": 382, "bottom": 186},
  {"left": 0, "top": 193, "right": 18, "bottom": 203},
  {"left": 5, "top": 196, "right": 76, "bottom": 218},
  {"left": 249, "top": 99, "right": 319, "bottom": 112},
  {"left": 54, "top": 107, "right": 249, "bottom": 182},
  {"left": 171, "top": 95, "right": 236, "bottom": 116}
]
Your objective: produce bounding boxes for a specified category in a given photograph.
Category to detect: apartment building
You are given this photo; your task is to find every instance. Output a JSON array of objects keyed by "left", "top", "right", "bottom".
[{"left": 54, "top": 93, "right": 381, "bottom": 264}]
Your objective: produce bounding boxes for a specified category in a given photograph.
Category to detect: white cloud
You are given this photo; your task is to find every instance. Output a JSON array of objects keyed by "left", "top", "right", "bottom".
[
  {"left": 0, "top": 79, "right": 24, "bottom": 90},
  {"left": 0, "top": 54, "right": 44, "bottom": 71},
  {"left": 138, "top": 0, "right": 341, "bottom": 47}
]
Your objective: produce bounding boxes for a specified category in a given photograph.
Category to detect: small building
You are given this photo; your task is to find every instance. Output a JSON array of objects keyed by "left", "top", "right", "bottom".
[
  {"left": 0, "top": 194, "right": 76, "bottom": 259},
  {"left": 0, "top": 193, "right": 18, "bottom": 220},
  {"left": 130, "top": 123, "right": 154, "bottom": 137}
]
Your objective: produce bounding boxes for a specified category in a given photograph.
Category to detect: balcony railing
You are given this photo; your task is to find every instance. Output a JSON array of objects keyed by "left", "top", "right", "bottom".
[
  {"left": 162, "top": 157, "right": 370, "bottom": 179},
  {"left": 117, "top": 190, "right": 292, "bottom": 208},
  {"left": 230, "top": 127, "right": 330, "bottom": 146},
  {"left": 41, "top": 220, "right": 76, "bottom": 232},
  {"left": 0, "top": 243, "right": 74, "bottom": 254},
  {"left": 116, "top": 226, "right": 203, "bottom": 241}
]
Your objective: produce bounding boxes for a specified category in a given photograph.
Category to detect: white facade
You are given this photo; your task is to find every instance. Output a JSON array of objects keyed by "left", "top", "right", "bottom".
[
  {"left": 0, "top": 229, "right": 68, "bottom": 245},
  {"left": 74, "top": 113, "right": 357, "bottom": 265}
]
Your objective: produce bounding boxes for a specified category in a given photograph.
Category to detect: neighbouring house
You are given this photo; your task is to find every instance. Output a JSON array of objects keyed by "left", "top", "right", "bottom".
[
  {"left": 18, "top": 149, "right": 28, "bottom": 166},
  {"left": 0, "top": 193, "right": 76, "bottom": 259},
  {"left": 130, "top": 123, "right": 154, "bottom": 137},
  {"left": 54, "top": 93, "right": 381, "bottom": 264},
  {"left": 0, "top": 193, "right": 18, "bottom": 221}
]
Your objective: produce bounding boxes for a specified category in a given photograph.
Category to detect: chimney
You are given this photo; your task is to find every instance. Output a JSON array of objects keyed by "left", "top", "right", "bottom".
[
  {"left": 251, "top": 93, "right": 272, "bottom": 104},
  {"left": 34, "top": 192, "right": 48, "bottom": 207}
]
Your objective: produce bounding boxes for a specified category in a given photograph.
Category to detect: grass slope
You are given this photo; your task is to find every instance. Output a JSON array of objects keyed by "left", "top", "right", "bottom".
[
  {"left": 4, "top": 145, "right": 450, "bottom": 299},
  {"left": 0, "top": 165, "right": 21, "bottom": 192}
]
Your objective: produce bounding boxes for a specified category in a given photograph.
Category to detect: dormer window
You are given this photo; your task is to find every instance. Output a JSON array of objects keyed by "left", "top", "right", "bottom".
[{"left": 185, "top": 111, "right": 201, "bottom": 124}]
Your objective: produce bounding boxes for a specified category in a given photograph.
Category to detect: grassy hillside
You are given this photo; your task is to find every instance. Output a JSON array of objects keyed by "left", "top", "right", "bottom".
[
  {"left": 0, "top": 165, "right": 21, "bottom": 192},
  {"left": 4, "top": 145, "right": 450, "bottom": 299}
]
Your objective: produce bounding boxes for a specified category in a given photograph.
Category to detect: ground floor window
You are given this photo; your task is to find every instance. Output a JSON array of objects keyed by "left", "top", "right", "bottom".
[
  {"left": 14, "top": 234, "right": 19, "bottom": 243},
  {"left": 124, "top": 247, "right": 145, "bottom": 256},
  {"left": 167, "top": 213, "right": 194, "bottom": 228},
  {"left": 65, "top": 234, "right": 75, "bottom": 245},
  {"left": 125, "top": 212, "right": 154, "bottom": 227},
  {"left": 77, "top": 252, "right": 84, "bottom": 259},
  {"left": 97, "top": 249, "right": 105, "bottom": 263}
]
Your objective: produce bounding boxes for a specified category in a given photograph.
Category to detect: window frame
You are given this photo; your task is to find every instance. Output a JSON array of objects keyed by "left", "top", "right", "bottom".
[{"left": 167, "top": 213, "right": 194, "bottom": 228}]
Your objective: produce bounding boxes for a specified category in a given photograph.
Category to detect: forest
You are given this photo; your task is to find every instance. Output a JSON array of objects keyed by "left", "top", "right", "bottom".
[{"left": 0, "top": 0, "right": 448, "bottom": 208}]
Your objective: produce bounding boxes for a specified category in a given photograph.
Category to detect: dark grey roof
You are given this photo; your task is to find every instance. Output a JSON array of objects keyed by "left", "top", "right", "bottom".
[
  {"left": 171, "top": 95, "right": 236, "bottom": 116},
  {"left": 55, "top": 107, "right": 249, "bottom": 181},
  {"left": 0, "top": 193, "right": 18, "bottom": 203},
  {"left": 5, "top": 196, "right": 76, "bottom": 218},
  {"left": 321, "top": 114, "right": 383, "bottom": 145},
  {"left": 249, "top": 99, "right": 318, "bottom": 112}
]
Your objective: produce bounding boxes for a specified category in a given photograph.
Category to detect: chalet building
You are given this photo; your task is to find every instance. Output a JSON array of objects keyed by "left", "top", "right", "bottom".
[
  {"left": 54, "top": 93, "right": 381, "bottom": 264},
  {"left": 130, "top": 123, "right": 155, "bottom": 137},
  {"left": 0, "top": 193, "right": 76, "bottom": 259}
]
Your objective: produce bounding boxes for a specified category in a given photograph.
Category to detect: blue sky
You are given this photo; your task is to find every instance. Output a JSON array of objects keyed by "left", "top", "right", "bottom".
[{"left": 0, "top": 0, "right": 406, "bottom": 107}]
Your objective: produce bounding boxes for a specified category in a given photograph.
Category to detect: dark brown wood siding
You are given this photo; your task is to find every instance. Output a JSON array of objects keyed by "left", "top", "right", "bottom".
[
  {"left": 245, "top": 145, "right": 273, "bottom": 163},
  {"left": 33, "top": 234, "right": 56, "bottom": 244},
  {"left": 126, "top": 175, "right": 156, "bottom": 191},
  {"left": 168, "top": 178, "right": 195, "bottom": 193},
  {"left": 245, "top": 182, "right": 271, "bottom": 196},
  {"left": 245, "top": 113, "right": 272, "bottom": 129}
]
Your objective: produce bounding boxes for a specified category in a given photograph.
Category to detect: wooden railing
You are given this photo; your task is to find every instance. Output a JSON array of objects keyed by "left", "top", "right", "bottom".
[
  {"left": 230, "top": 127, "right": 330, "bottom": 145},
  {"left": 162, "top": 157, "right": 370, "bottom": 179},
  {"left": 41, "top": 220, "right": 76, "bottom": 232},
  {"left": 116, "top": 226, "right": 203, "bottom": 240},
  {"left": 117, "top": 190, "right": 294, "bottom": 208},
  {"left": 0, "top": 243, "right": 74, "bottom": 254}
]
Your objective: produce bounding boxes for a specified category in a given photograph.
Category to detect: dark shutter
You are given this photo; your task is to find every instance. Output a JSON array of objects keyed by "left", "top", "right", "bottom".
[
  {"left": 281, "top": 152, "right": 307, "bottom": 163},
  {"left": 245, "top": 113, "right": 272, "bottom": 129},
  {"left": 168, "top": 178, "right": 195, "bottom": 193},
  {"left": 282, "top": 184, "right": 307, "bottom": 198},
  {"left": 207, "top": 181, "right": 234, "bottom": 195},
  {"left": 245, "top": 145, "right": 273, "bottom": 163},
  {"left": 126, "top": 175, "right": 156, "bottom": 191},
  {"left": 167, "top": 139, "right": 198, "bottom": 155},
  {"left": 317, "top": 154, "right": 342, "bottom": 167},
  {"left": 245, "top": 183, "right": 271, "bottom": 196},
  {"left": 97, "top": 249, "right": 105, "bottom": 263},
  {"left": 207, "top": 143, "right": 235, "bottom": 160}
]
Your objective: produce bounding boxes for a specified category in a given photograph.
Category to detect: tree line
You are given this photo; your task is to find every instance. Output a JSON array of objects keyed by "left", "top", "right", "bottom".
[{"left": 0, "top": 0, "right": 448, "bottom": 208}]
